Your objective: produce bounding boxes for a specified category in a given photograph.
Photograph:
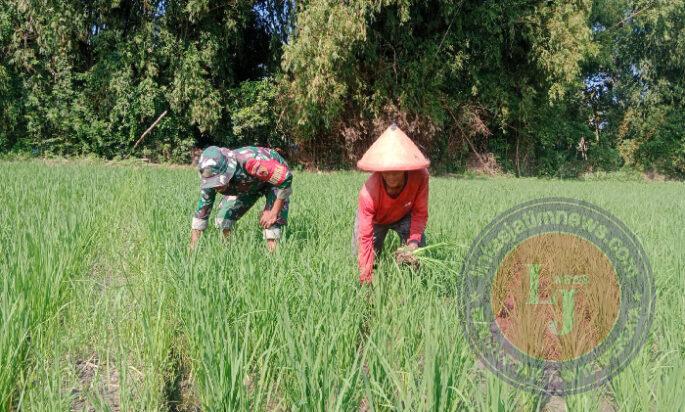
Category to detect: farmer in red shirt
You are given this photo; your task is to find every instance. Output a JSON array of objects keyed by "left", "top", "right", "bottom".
[{"left": 352, "top": 124, "right": 430, "bottom": 284}]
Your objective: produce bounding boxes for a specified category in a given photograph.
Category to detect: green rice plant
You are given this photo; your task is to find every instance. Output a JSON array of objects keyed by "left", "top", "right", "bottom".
[
  {"left": 1, "top": 161, "right": 684, "bottom": 411},
  {"left": 0, "top": 163, "right": 100, "bottom": 409}
]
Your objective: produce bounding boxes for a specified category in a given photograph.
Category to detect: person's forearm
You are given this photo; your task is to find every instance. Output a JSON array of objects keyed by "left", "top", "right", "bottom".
[
  {"left": 357, "top": 226, "right": 375, "bottom": 283},
  {"left": 408, "top": 209, "right": 427, "bottom": 245},
  {"left": 271, "top": 198, "right": 285, "bottom": 216}
]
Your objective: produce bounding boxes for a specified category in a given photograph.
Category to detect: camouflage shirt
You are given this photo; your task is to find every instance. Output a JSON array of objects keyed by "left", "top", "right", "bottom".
[{"left": 192, "top": 146, "right": 293, "bottom": 230}]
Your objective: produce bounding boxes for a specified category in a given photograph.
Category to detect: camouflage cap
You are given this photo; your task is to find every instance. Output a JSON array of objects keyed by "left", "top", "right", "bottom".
[{"left": 198, "top": 146, "right": 237, "bottom": 189}]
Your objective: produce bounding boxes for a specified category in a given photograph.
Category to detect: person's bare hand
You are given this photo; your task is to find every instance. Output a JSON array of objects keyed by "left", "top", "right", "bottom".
[
  {"left": 260, "top": 210, "right": 278, "bottom": 228},
  {"left": 394, "top": 243, "right": 419, "bottom": 267}
]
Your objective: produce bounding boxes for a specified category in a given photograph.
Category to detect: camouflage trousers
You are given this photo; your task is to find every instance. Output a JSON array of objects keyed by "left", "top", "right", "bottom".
[{"left": 215, "top": 186, "right": 289, "bottom": 239}]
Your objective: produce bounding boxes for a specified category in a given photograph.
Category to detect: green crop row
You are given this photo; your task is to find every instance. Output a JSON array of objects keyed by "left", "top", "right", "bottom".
[{"left": 1, "top": 161, "right": 683, "bottom": 411}]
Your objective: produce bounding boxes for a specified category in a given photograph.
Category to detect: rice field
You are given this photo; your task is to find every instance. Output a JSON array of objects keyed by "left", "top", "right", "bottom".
[{"left": 1, "top": 160, "right": 684, "bottom": 411}]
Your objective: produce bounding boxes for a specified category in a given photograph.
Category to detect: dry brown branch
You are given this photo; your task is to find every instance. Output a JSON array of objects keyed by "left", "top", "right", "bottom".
[{"left": 133, "top": 110, "right": 168, "bottom": 149}]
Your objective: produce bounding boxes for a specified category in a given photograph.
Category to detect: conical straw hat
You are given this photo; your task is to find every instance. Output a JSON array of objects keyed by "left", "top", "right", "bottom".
[{"left": 356, "top": 124, "right": 430, "bottom": 171}]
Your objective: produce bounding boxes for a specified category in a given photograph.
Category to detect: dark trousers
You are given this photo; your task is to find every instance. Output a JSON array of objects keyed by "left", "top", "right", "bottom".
[{"left": 352, "top": 211, "right": 427, "bottom": 257}]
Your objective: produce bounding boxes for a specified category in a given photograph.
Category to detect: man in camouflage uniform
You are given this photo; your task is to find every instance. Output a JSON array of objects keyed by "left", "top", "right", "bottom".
[{"left": 189, "top": 146, "right": 293, "bottom": 252}]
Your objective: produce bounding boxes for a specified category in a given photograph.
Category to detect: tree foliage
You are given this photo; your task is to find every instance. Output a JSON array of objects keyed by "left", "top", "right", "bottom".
[
  {"left": 0, "top": 0, "right": 683, "bottom": 176},
  {"left": 0, "top": 0, "right": 282, "bottom": 161}
]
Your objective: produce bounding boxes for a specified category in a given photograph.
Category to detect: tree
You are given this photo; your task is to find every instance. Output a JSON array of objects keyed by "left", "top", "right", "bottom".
[{"left": 281, "top": 0, "right": 601, "bottom": 174}]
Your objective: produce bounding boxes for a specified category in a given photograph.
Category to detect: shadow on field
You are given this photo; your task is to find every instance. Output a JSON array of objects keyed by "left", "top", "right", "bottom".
[
  {"left": 71, "top": 353, "right": 121, "bottom": 412},
  {"left": 163, "top": 349, "right": 200, "bottom": 412}
]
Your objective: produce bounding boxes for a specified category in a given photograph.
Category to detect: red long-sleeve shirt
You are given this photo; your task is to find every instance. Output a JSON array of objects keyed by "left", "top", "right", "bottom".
[{"left": 357, "top": 169, "right": 429, "bottom": 283}]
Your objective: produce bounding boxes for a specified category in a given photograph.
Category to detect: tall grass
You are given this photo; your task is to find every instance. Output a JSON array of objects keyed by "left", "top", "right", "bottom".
[
  {"left": 1, "top": 162, "right": 683, "bottom": 411},
  {"left": 0, "top": 163, "right": 100, "bottom": 409}
]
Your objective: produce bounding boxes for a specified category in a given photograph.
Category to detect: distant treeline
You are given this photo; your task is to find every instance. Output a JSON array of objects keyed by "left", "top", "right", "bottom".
[{"left": 1, "top": 0, "right": 683, "bottom": 177}]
